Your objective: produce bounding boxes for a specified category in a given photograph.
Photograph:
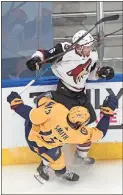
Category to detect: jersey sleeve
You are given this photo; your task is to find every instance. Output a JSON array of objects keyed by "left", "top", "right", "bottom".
[
  {"left": 14, "top": 104, "right": 32, "bottom": 120},
  {"left": 31, "top": 42, "right": 71, "bottom": 64},
  {"left": 70, "top": 126, "right": 103, "bottom": 144},
  {"left": 87, "top": 115, "right": 110, "bottom": 141},
  {"left": 96, "top": 115, "right": 110, "bottom": 137},
  {"left": 89, "top": 127, "right": 103, "bottom": 141}
]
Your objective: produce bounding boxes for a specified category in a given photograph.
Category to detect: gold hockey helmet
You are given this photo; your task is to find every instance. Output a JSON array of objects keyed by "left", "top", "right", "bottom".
[{"left": 67, "top": 106, "right": 90, "bottom": 129}]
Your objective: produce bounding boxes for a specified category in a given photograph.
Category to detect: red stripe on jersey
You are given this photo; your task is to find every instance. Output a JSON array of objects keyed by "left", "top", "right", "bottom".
[
  {"left": 37, "top": 49, "right": 44, "bottom": 54},
  {"left": 76, "top": 148, "right": 89, "bottom": 152}
]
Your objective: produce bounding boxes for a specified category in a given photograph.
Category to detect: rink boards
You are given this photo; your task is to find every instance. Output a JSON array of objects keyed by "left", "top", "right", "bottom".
[{"left": 2, "top": 76, "right": 123, "bottom": 165}]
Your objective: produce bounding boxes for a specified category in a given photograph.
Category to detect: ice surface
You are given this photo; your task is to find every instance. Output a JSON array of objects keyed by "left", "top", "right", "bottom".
[{"left": 2, "top": 160, "right": 122, "bottom": 194}]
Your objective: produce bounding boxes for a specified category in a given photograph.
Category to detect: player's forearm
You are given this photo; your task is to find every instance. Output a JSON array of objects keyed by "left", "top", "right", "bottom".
[
  {"left": 26, "top": 42, "right": 71, "bottom": 71},
  {"left": 14, "top": 104, "right": 32, "bottom": 120},
  {"left": 31, "top": 49, "right": 57, "bottom": 64},
  {"left": 26, "top": 43, "right": 63, "bottom": 71},
  {"left": 96, "top": 115, "right": 110, "bottom": 137},
  {"left": 37, "top": 43, "right": 64, "bottom": 63},
  {"left": 7, "top": 92, "right": 33, "bottom": 120}
]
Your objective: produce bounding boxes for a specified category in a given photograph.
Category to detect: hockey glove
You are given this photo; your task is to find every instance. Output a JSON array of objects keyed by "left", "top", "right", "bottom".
[
  {"left": 7, "top": 91, "right": 23, "bottom": 110},
  {"left": 97, "top": 66, "right": 114, "bottom": 80},
  {"left": 26, "top": 56, "right": 42, "bottom": 71},
  {"left": 100, "top": 95, "right": 118, "bottom": 116}
]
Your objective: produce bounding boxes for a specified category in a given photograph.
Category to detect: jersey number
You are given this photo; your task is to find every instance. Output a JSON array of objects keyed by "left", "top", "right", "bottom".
[{"left": 39, "top": 130, "right": 62, "bottom": 144}]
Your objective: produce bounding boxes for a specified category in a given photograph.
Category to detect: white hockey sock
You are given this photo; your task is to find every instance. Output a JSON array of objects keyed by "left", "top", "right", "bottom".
[{"left": 42, "top": 158, "right": 50, "bottom": 166}]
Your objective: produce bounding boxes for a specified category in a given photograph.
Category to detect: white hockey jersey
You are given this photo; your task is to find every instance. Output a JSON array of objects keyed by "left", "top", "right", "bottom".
[{"left": 32, "top": 42, "right": 98, "bottom": 92}]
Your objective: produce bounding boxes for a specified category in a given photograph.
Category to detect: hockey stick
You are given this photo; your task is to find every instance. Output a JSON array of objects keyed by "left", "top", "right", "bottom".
[{"left": 18, "top": 14, "right": 119, "bottom": 95}]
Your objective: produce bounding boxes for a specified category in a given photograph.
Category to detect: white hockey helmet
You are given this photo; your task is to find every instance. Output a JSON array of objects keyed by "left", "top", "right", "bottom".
[{"left": 72, "top": 30, "right": 94, "bottom": 46}]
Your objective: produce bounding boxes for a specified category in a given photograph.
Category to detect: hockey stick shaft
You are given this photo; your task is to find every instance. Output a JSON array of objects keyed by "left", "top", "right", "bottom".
[
  {"left": 93, "top": 27, "right": 123, "bottom": 43},
  {"left": 38, "top": 14, "right": 119, "bottom": 65},
  {"left": 18, "top": 65, "right": 51, "bottom": 95},
  {"left": 18, "top": 14, "right": 119, "bottom": 95},
  {"left": 103, "top": 27, "right": 123, "bottom": 37}
]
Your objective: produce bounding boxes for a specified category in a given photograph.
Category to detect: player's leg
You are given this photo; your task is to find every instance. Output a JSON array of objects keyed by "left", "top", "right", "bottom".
[
  {"left": 52, "top": 80, "right": 78, "bottom": 109},
  {"left": 84, "top": 98, "right": 97, "bottom": 124},
  {"left": 26, "top": 141, "right": 50, "bottom": 182},
  {"left": 75, "top": 140, "right": 95, "bottom": 165},
  {"left": 75, "top": 93, "right": 96, "bottom": 164},
  {"left": 40, "top": 147, "right": 79, "bottom": 182},
  {"left": 27, "top": 140, "right": 79, "bottom": 182}
]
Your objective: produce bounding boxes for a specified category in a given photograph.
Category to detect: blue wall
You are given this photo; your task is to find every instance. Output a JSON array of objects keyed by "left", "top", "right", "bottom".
[{"left": 2, "top": 73, "right": 123, "bottom": 88}]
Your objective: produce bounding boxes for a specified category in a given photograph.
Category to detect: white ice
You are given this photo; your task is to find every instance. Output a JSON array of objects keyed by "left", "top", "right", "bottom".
[{"left": 2, "top": 160, "right": 122, "bottom": 194}]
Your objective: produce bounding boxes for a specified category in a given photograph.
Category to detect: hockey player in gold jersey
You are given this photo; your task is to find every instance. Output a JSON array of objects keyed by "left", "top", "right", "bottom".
[{"left": 7, "top": 91, "right": 118, "bottom": 182}]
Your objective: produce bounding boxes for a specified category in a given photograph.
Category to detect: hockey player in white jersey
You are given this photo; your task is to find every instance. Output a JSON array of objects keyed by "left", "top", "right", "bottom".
[{"left": 26, "top": 30, "right": 114, "bottom": 164}]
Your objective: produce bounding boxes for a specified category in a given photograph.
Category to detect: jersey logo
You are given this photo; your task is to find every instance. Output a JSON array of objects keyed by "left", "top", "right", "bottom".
[{"left": 67, "top": 58, "right": 92, "bottom": 84}]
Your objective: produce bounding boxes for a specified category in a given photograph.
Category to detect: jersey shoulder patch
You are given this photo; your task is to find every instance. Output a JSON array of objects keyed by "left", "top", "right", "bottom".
[
  {"left": 49, "top": 48, "right": 56, "bottom": 54},
  {"left": 61, "top": 42, "right": 72, "bottom": 52}
]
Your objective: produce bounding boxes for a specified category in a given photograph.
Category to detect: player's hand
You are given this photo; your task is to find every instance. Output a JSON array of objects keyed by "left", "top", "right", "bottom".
[
  {"left": 26, "top": 56, "right": 42, "bottom": 71},
  {"left": 97, "top": 66, "right": 114, "bottom": 80},
  {"left": 7, "top": 91, "right": 23, "bottom": 109},
  {"left": 100, "top": 95, "right": 118, "bottom": 116}
]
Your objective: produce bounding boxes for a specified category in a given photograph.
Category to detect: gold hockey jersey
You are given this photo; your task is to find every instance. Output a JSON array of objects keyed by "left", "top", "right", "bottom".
[{"left": 28, "top": 97, "right": 103, "bottom": 149}]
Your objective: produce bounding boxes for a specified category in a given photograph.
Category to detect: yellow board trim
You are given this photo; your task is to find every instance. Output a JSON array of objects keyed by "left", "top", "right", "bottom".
[
  {"left": 2, "top": 142, "right": 123, "bottom": 165},
  {"left": 88, "top": 142, "right": 123, "bottom": 160}
]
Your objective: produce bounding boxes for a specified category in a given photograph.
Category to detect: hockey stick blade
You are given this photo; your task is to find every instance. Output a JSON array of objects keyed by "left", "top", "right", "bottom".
[{"left": 96, "top": 14, "right": 119, "bottom": 25}]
